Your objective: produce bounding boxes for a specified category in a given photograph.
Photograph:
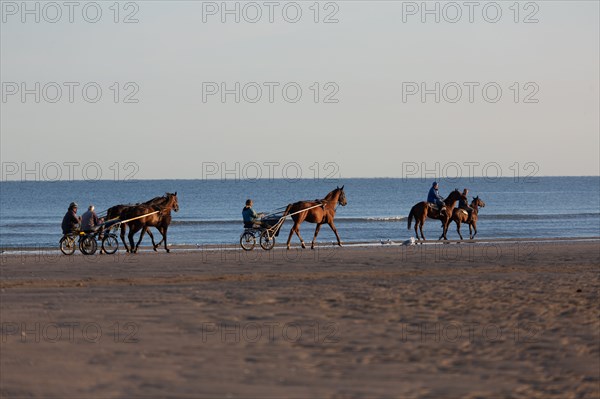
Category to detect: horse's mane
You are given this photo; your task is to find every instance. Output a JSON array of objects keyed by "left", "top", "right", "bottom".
[
  {"left": 324, "top": 187, "right": 343, "bottom": 200},
  {"left": 443, "top": 189, "right": 460, "bottom": 204}
]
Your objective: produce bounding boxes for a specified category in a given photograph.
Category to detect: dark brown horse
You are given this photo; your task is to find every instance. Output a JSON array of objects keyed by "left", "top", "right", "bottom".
[
  {"left": 451, "top": 196, "right": 485, "bottom": 240},
  {"left": 121, "top": 192, "right": 179, "bottom": 253},
  {"left": 407, "top": 189, "right": 462, "bottom": 241},
  {"left": 286, "top": 186, "right": 347, "bottom": 249},
  {"left": 106, "top": 195, "right": 167, "bottom": 252}
]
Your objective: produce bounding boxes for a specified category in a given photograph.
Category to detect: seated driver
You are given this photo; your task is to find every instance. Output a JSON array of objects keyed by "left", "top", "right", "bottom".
[
  {"left": 242, "top": 199, "right": 264, "bottom": 228},
  {"left": 61, "top": 202, "right": 81, "bottom": 235},
  {"left": 81, "top": 205, "right": 105, "bottom": 236}
]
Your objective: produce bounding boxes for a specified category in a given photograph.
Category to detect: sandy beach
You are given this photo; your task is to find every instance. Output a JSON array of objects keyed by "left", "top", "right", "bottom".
[{"left": 1, "top": 239, "right": 598, "bottom": 398}]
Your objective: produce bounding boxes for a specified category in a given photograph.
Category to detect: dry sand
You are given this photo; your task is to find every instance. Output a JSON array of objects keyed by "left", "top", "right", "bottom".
[{"left": 1, "top": 240, "right": 599, "bottom": 398}]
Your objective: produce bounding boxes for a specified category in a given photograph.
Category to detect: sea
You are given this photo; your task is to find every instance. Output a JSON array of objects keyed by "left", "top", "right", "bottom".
[{"left": 0, "top": 177, "right": 599, "bottom": 249}]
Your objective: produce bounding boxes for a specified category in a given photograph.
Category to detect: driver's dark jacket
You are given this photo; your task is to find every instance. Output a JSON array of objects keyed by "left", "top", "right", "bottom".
[{"left": 61, "top": 210, "right": 79, "bottom": 234}]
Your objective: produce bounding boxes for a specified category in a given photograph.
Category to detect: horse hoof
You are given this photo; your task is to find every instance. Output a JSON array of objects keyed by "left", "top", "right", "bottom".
[
  {"left": 301, "top": 243, "right": 306, "bottom": 249},
  {"left": 166, "top": 248, "right": 170, "bottom": 253}
]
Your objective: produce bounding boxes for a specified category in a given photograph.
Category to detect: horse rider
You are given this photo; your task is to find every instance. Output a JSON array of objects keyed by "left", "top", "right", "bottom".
[
  {"left": 61, "top": 202, "right": 81, "bottom": 235},
  {"left": 458, "top": 189, "right": 474, "bottom": 220},
  {"left": 427, "top": 182, "right": 446, "bottom": 215},
  {"left": 81, "top": 205, "right": 105, "bottom": 236},
  {"left": 242, "top": 199, "right": 264, "bottom": 228}
]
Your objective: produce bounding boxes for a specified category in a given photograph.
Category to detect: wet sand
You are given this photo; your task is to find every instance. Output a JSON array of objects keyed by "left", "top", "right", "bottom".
[{"left": 1, "top": 240, "right": 599, "bottom": 398}]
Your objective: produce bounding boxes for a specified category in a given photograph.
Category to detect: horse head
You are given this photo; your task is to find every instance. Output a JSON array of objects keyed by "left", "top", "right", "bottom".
[
  {"left": 472, "top": 196, "right": 485, "bottom": 209},
  {"left": 337, "top": 185, "right": 347, "bottom": 206},
  {"left": 166, "top": 192, "right": 179, "bottom": 212},
  {"left": 445, "top": 189, "right": 462, "bottom": 204}
]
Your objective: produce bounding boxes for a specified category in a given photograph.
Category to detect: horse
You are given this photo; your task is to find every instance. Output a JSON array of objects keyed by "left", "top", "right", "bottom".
[
  {"left": 451, "top": 196, "right": 485, "bottom": 240},
  {"left": 106, "top": 195, "right": 168, "bottom": 252},
  {"left": 106, "top": 204, "right": 136, "bottom": 252},
  {"left": 285, "top": 186, "right": 347, "bottom": 249},
  {"left": 116, "top": 193, "right": 179, "bottom": 253},
  {"left": 407, "top": 189, "right": 463, "bottom": 241}
]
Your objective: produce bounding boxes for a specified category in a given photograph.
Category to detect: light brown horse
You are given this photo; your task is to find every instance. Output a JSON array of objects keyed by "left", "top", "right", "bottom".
[
  {"left": 451, "top": 196, "right": 485, "bottom": 240},
  {"left": 286, "top": 186, "right": 347, "bottom": 249},
  {"left": 122, "top": 192, "right": 179, "bottom": 253},
  {"left": 407, "top": 189, "right": 462, "bottom": 241}
]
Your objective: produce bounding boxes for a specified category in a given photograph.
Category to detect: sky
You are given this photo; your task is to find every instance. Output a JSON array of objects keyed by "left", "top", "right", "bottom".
[{"left": 1, "top": 0, "right": 599, "bottom": 180}]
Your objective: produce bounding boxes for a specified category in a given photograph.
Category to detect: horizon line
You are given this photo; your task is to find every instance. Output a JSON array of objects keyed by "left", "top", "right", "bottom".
[{"left": 1, "top": 175, "right": 600, "bottom": 183}]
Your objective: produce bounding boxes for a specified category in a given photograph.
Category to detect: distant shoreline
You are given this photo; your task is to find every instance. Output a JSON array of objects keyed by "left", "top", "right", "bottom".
[
  {"left": 2, "top": 175, "right": 600, "bottom": 183},
  {"left": 2, "top": 236, "right": 599, "bottom": 256}
]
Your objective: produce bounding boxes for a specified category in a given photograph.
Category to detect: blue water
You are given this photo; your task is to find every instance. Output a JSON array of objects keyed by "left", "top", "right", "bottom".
[{"left": 1, "top": 177, "right": 599, "bottom": 248}]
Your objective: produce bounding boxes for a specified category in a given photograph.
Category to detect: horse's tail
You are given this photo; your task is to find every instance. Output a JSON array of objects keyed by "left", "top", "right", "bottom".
[
  {"left": 281, "top": 203, "right": 293, "bottom": 218},
  {"left": 407, "top": 207, "right": 414, "bottom": 230},
  {"left": 106, "top": 205, "right": 117, "bottom": 220}
]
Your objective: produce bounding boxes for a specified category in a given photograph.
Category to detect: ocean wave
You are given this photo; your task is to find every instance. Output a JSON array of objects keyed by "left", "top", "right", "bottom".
[
  {"left": 171, "top": 217, "right": 409, "bottom": 226},
  {"left": 480, "top": 213, "right": 600, "bottom": 221},
  {"left": 364, "top": 216, "right": 408, "bottom": 222}
]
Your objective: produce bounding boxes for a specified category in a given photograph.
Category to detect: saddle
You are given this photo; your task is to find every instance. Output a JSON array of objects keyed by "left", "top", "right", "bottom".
[{"left": 428, "top": 203, "right": 445, "bottom": 213}]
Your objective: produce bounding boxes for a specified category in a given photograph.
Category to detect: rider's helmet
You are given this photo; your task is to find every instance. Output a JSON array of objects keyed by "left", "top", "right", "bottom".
[{"left": 69, "top": 202, "right": 78, "bottom": 209}]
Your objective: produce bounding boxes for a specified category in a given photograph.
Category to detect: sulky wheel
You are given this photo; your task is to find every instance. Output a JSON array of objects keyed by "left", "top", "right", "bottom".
[
  {"left": 240, "top": 231, "right": 256, "bottom": 251},
  {"left": 259, "top": 230, "right": 275, "bottom": 250},
  {"left": 79, "top": 235, "right": 98, "bottom": 255},
  {"left": 59, "top": 235, "right": 76, "bottom": 255},
  {"left": 101, "top": 234, "right": 119, "bottom": 254}
]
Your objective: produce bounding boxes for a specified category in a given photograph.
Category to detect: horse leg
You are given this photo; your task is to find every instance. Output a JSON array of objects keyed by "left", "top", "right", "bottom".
[
  {"left": 287, "top": 222, "right": 305, "bottom": 249},
  {"left": 128, "top": 225, "right": 142, "bottom": 254},
  {"left": 120, "top": 223, "right": 130, "bottom": 253},
  {"left": 417, "top": 214, "right": 426, "bottom": 240},
  {"left": 311, "top": 223, "right": 323, "bottom": 249},
  {"left": 419, "top": 222, "right": 426, "bottom": 241},
  {"left": 296, "top": 226, "right": 306, "bottom": 249},
  {"left": 155, "top": 226, "right": 165, "bottom": 247},
  {"left": 414, "top": 213, "right": 422, "bottom": 240},
  {"left": 154, "top": 225, "right": 167, "bottom": 248},
  {"left": 414, "top": 221, "right": 420, "bottom": 240},
  {"left": 286, "top": 225, "right": 295, "bottom": 250},
  {"left": 439, "top": 218, "right": 449, "bottom": 241},
  {"left": 159, "top": 226, "right": 169, "bottom": 253},
  {"left": 471, "top": 222, "right": 477, "bottom": 239},
  {"left": 456, "top": 220, "right": 463, "bottom": 240},
  {"left": 144, "top": 228, "right": 158, "bottom": 251},
  {"left": 328, "top": 221, "right": 342, "bottom": 247},
  {"left": 135, "top": 226, "right": 148, "bottom": 253}
]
